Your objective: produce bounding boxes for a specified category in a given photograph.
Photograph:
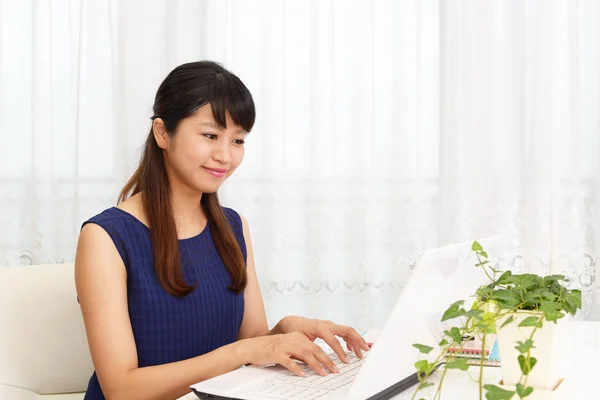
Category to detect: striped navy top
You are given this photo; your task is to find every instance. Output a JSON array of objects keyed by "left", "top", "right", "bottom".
[{"left": 82, "top": 206, "right": 246, "bottom": 400}]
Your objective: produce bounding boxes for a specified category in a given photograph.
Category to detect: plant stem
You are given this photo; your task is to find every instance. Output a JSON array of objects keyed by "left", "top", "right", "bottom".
[
  {"left": 433, "top": 365, "right": 449, "bottom": 400},
  {"left": 410, "top": 334, "right": 464, "bottom": 400},
  {"left": 476, "top": 253, "right": 496, "bottom": 284},
  {"left": 478, "top": 331, "right": 487, "bottom": 400},
  {"left": 410, "top": 359, "right": 441, "bottom": 400},
  {"left": 520, "top": 325, "right": 539, "bottom": 394}
]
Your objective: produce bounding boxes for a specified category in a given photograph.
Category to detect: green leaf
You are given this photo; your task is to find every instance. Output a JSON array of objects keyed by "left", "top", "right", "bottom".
[
  {"left": 483, "top": 384, "right": 516, "bottom": 400},
  {"left": 444, "top": 327, "right": 463, "bottom": 344},
  {"left": 567, "top": 290, "right": 582, "bottom": 312},
  {"left": 413, "top": 343, "right": 434, "bottom": 354},
  {"left": 474, "top": 311, "right": 498, "bottom": 333},
  {"left": 499, "top": 315, "right": 515, "bottom": 329},
  {"left": 495, "top": 271, "right": 513, "bottom": 285},
  {"left": 415, "top": 360, "right": 429, "bottom": 372},
  {"left": 476, "top": 260, "right": 491, "bottom": 266},
  {"left": 563, "top": 294, "right": 578, "bottom": 315},
  {"left": 518, "top": 355, "right": 537, "bottom": 375},
  {"left": 515, "top": 339, "right": 535, "bottom": 354},
  {"left": 497, "top": 303, "right": 519, "bottom": 311},
  {"left": 477, "top": 286, "right": 496, "bottom": 301},
  {"left": 450, "top": 300, "right": 466, "bottom": 307},
  {"left": 445, "top": 358, "right": 470, "bottom": 371},
  {"left": 549, "top": 281, "right": 563, "bottom": 294},
  {"left": 518, "top": 316, "right": 543, "bottom": 328},
  {"left": 522, "top": 296, "right": 555, "bottom": 311},
  {"left": 482, "top": 311, "right": 495, "bottom": 320},
  {"left": 475, "top": 321, "right": 498, "bottom": 334},
  {"left": 481, "top": 312, "right": 496, "bottom": 329},
  {"left": 516, "top": 383, "right": 534, "bottom": 398},
  {"left": 542, "top": 274, "right": 566, "bottom": 285},
  {"left": 439, "top": 338, "right": 449, "bottom": 346},
  {"left": 441, "top": 300, "right": 466, "bottom": 321},
  {"left": 491, "top": 290, "right": 521, "bottom": 308},
  {"left": 540, "top": 303, "right": 564, "bottom": 323},
  {"left": 518, "top": 274, "right": 543, "bottom": 290},
  {"left": 480, "top": 251, "right": 488, "bottom": 258},
  {"left": 561, "top": 290, "right": 582, "bottom": 316},
  {"left": 463, "top": 309, "right": 485, "bottom": 318},
  {"left": 524, "top": 288, "right": 556, "bottom": 303},
  {"left": 499, "top": 273, "right": 539, "bottom": 288},
  {"left": 472, "top": 241, "right": 483, "bottom": 251}
]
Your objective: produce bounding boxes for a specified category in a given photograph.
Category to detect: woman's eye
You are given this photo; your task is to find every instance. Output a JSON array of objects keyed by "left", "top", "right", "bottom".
[
  {"left": 202, "top": 134, "right": 218, "bottom": 140},
  {"left": 233, "top": 139, "right": 246, "bottom": 145}
]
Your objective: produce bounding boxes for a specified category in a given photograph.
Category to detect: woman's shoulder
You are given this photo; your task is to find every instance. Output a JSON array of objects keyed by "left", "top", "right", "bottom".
[
  {"left": 84, "top": 195, "right": 147, "bottom": 229},
  {"left": 83, "top": 206, "right": 121, "bottom": 227},
  {"left": 84, "top": 206, "right": 145, "bottom": 231},
  {"left": 221, "top": 206, "right": 246, "bottom": 233},
  {"left": 82, "top": 196, "right": 149, "bottom": 247},
  {"left": 79, "top": 201, "right": 149, "bottom": 269}
]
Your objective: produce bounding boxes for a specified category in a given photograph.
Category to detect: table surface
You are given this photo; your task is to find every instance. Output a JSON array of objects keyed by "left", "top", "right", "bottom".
[{"left": 179, "top": 321, "right": 600, "bottom": 400}]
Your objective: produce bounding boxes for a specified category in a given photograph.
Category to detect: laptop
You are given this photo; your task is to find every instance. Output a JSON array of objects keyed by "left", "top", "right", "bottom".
[{"left": 190, "top": 235, "right": 514, "bottom": 400}]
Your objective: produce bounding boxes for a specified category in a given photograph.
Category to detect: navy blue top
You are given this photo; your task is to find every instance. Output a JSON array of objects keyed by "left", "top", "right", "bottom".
[{"left": 81, "top": 206, "right": 246, "bottom": 400}]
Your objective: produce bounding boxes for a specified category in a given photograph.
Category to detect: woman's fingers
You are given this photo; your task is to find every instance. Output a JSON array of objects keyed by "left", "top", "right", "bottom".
[
  {"left": 311, "top": 344, "right": 340, "bottom": 373},
  {"left": 270, "top": 323, "right": 370, "bottom": 378},
  {"left": 286, "top": 334, "right": 339, "bottom": 376},
  {"left": 280, "top": 358, "right": 306, "bottom": 377},
  {"left": 343, "top": 327, "right": 369, "bottom": 350},
  {"left": 327, "top": 323, "right": 370, "bottom": 356},
  {"left": 292, "top": 349, "right": 329, "bottom": 376},
  {"left": 351, "top": 341, "right": 364, "bottom": 358},
  {"left": 358, "top": 338, "right": 370, "bottom": 351},
  {"left": 316, "top": 326, "right": 349, "bottom": 363},
  {"left": 344, "top": 339, "right": 363, "bottom": 357}
]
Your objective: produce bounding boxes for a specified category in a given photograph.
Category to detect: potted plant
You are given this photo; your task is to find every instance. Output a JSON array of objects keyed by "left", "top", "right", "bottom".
[{"left": 411, "top": 241, "right": 582, "bottom": 400}]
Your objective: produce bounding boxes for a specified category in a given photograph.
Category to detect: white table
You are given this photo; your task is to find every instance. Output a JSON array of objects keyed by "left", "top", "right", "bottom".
[{"left": 179, "top": 321, "right": 599, "bottom": 399}]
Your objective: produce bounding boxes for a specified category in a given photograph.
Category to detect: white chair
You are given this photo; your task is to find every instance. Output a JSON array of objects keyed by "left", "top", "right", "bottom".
[{"left": 0, "top": 263, "right": 93, "bottom": 399}]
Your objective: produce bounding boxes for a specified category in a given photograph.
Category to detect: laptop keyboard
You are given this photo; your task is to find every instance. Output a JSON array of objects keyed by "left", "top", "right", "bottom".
[{"left": 238, "top": 352, "right": 367, "bottom": 400}]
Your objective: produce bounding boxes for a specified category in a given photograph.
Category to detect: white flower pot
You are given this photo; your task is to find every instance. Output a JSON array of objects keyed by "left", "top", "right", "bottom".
[{"left": 496, "top": 311, "right": 560, "bottom": 390}]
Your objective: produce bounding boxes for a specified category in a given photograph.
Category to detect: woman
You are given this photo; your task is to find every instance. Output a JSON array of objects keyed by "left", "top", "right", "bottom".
[{"left": 74, "top": 61, "right": 369, "bottom": 400}]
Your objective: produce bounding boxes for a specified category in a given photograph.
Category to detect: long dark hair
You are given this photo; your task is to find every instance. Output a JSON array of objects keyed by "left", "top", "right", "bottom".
[{"left": 119, "top": 61, "right": 255, "bottom": 296}]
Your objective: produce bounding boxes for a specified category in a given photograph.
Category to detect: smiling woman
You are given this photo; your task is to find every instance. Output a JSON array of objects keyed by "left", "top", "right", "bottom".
[
  {"left": 165, "top": 111, "right": 248, "bottom": 185},
  {"left": 74, "top": 61, "right": 368, "bottom": 400},
  {"left": 117, "top": 62, "right": 255, "bottom": 297}
]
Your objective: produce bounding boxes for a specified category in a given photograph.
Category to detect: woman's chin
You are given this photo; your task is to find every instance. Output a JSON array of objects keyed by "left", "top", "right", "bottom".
[{"left": 197, "top": 183, "right": 223, "bottom": 195}]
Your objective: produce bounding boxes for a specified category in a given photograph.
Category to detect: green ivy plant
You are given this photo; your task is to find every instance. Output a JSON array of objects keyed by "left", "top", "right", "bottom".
[{"left": 411, "top": 241, "right": 582, "bottom": 400}]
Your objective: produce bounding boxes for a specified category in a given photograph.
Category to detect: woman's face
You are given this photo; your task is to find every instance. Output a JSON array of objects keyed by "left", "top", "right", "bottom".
[{"left": 154, "top": 104, "right": 247, "bottom": 194}]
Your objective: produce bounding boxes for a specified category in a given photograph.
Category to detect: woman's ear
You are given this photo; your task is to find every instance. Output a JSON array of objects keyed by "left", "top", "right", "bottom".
[{"left": 153, "top": 118, "right": 169, "bottom": 150}]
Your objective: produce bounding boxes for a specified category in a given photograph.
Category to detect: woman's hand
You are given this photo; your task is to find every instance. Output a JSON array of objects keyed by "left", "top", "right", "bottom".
[
  {"left": 240, "top": 332, "right": 340, "bottom": 377},
  {"left": 272, "top": 316, "right": 370, "bottom": 364}
]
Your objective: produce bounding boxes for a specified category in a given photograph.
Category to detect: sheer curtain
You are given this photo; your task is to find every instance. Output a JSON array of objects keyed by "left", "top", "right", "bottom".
[
  {"left": 0, "top": 0, "right": 598, "bottom": 332},
  {"left": 439, "top": 0, "right": 600, "bottom": 321}
]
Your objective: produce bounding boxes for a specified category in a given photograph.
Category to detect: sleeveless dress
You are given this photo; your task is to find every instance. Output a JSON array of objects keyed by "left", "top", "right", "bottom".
[{"left": 81, "top": 206, "right": 246, "bottom": 399}]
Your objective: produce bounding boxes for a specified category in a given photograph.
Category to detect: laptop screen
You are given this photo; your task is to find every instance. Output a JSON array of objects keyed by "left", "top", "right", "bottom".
[{"left": 346, "top": 235, "right": 515, "bottom": 400}]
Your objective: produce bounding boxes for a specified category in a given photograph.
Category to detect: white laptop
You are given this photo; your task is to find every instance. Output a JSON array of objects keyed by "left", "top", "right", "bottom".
[{"left": 190, "top": 235, "right": 514, "bottom": 400}]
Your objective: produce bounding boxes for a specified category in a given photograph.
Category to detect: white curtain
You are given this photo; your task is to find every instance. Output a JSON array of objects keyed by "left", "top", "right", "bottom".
[{"left": 1, "top": 0, "right": 598, "bottom": 332}]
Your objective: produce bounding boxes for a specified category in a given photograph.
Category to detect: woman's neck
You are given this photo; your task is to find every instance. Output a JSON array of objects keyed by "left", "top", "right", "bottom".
[{"left": 169, "top": 184, "right": 207, "bottom": 239}]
